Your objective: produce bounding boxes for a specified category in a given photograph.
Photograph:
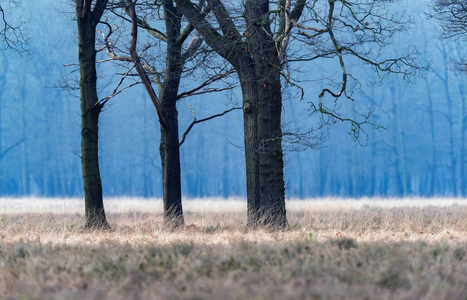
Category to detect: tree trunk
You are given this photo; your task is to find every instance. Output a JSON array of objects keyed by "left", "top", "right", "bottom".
[
  {"left": 156, "top": 2, "right": 185, "bottom": 228},
  {"left": 390, "top": 85, "right": 408, "bottom": 196},
  {"left": 247, "top": 0, "right": 287, "bottom": 229},
  {"left": 20, "top": 88, "right": 29, "bottom": 195},
  {"left": 159, "top": 99, "right": 184, "bottom": 228},
  {"left": 438, "top": 42, "right": 457, "bottom": 195},
  {"left": 238, "top": 70, "right": 261, "bottom": 228},
  {"left": 257, "top": 76, "right": 287, "bottom": 229},
  {"left": 173, "top": 0, "right": 287, "bottom": 229},
  {"left": 76, "top": 0, "right": 110, "bottom": 230},
  {"left": 426, "top": 78, "right": 437, "bottom": 196}
]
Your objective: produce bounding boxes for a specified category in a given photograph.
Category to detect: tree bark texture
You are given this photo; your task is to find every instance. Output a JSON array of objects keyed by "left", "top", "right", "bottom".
[
  {"left": 159, "top": 1, "right": 184, "bottom": 228},
  {"left": 76, "top": 0, "right": 110, "bottom": 230},
  {"left": 174, "top": 0, "right": 287, "bottom": 229},
  {"left": 246, "top": 0, "right": 287, "bottom": 229},
  {"left": 238, "top": 69, "right": 261, "bottom": 227}
]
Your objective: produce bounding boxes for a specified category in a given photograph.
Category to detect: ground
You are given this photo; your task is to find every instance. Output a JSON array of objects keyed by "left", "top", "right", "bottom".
[{"left": 0, "top": 197, "right": 466, "bottom": 299}]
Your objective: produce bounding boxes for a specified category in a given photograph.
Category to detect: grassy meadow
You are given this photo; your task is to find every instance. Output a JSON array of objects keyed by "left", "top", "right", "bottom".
[{"left": 1, "top": 197, "right": 466, "bottom": 299}]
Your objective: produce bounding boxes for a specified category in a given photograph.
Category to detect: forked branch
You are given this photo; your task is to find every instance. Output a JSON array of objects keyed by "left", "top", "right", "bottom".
[{"left": 124, "top": 0, "right": 167, "bottom": 128}]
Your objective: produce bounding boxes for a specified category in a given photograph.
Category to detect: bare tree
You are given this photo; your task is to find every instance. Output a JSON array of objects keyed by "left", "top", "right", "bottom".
[
  {"left": 427, "top": 1, "right": 467, "bottom": 195},
  {"left": 174, "top": 0, "right": 310, "bottom": 229},
  {"left": 427, "top": 0, "right": 467, "bottom": 73},
  {"left": 75, "top": 0, "right": 111, "bottom": 230},
  {"left": 174, "top": 0, "right": 420, "bottom": 229},
  {"left": 98, "top": 0, "right": 237, "bottom": 228}
]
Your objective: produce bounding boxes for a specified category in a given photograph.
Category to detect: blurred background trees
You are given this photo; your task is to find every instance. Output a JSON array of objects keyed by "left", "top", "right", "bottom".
[{"left": 0, "top": 0, "right": 466, "bottom": 200}]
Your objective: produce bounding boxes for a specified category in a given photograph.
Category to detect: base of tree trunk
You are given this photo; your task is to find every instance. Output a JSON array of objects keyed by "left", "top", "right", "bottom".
[
  {"left": 247, "top": 212, "right": 288, "bottom": 231},
  {"left": 84, "top": 210, "right": 111, "bottom": 231},
  {"left": 259, "top": 217, "right": 288, "bottom": 231},
  {"left": 163, "top": 215, "right": 185, "bottom": 231},
  {"left": 84, "top": 221, "right": 111, "bottom": 231}
]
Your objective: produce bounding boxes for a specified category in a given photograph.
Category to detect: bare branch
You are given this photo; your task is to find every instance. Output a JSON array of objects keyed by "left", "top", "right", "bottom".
[
  {"left": 176, "top": 69, "right": 235, "bottom": 99},
  {"left": 428, "top": 0, "right": 467, "bottom": 72},
  {"left": 123, "top": 0, "right": 167, "bottom": 128},
  {"left": 0, "top": 3, "right": 28, "bottom": 53},
  {"left": 95, "top": 60, "right": 138, "bottom": 107},
  {"left": 116, "top": 0, "right": 167, "bottom": 41},
  {"left": 179, "top": 106, "right": 241, "bottom": 146},
  {"left": 427, "top": 0, "right": 467, "bottom": 40}
]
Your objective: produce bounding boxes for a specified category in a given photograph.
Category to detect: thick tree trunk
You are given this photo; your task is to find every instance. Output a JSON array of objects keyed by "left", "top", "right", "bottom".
[
  {"left": 174, "top": 0, "right": 287, "bottom": 229},
  {"left": 257, "top": 75, "right": 287, "bottom": 229},
  {"left": 76, "top": 0, "right": 110, "bottom": 230},
  {"left": 238, "top": 71, "right": 261, "bottom": 227},
  {"left": 247, "top": 0, "right": 287, "bottom": 229},
  {"left": 159, "top": 100, "right": 184, "bottom": 228}
]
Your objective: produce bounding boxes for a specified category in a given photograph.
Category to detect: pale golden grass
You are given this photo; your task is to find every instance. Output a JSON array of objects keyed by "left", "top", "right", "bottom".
[
  {"left": 1, "top": 198, "right": 467, "bottom": 299},
  {"left": 1, "top": 197, "right": 466, "bottom": 245}
]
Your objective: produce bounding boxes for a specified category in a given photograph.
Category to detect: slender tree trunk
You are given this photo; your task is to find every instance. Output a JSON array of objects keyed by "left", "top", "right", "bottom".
[
  {"left": 390, "top": 85, "right": 408, "bottom": 196},
  {"left": 161, "top": 2, "right": 184, "bottom": 228},
  {"left": 20, "top": 88, "right": 29, "bottom": 195},
  {"left": 425, "top": 77, "right": 437, "bottom": 196},
  {"left": 459, "top": 81, "right": 466, "bottom": 196},
  {"left": 444, "top": 66, "right": 457, "bottom": 196},
  {"left": 438, "top": 43, "right": 457, "bottom": 195},
  {"left": 76, "top": 0, "right": 110, "bottom": 230},
  {"left": 159, "top": 99, "right": 184, "bottom": 228}
]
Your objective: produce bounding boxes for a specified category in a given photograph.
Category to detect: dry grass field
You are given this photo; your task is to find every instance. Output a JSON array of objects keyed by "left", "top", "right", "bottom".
[{"left": 1, "top": 197, "right": 467, "bottom": 299}]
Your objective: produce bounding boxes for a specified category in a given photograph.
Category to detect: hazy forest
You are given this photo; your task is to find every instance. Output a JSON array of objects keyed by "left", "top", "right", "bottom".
[
  {"left": 1, "top": 0, "right": 467, "bottom": 299},
  {"left": 0, "top": 0, "right": 465, "bottom": 200}
]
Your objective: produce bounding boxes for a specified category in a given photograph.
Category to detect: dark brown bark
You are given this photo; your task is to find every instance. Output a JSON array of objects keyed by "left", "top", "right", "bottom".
[
  {"left": 246, "top": 0, "right": 287, "bottom": 229},
  {"left": 237, "top": 69, "right": 261, "bottom": 227},
  {"left": 76, "top": 0, "right": 110, "bottom": 230},
  {"left": 175, "top": 0, "right": 288, "bottom": 229},
  {"left": 159, "top": 100, "right": 184, "bottom": 228},
  {"left": 160, "top": 1, "right": 184, "bottom": 228},
  {"left": 125, "top": 0, "right": 185, "bottom": 228}
]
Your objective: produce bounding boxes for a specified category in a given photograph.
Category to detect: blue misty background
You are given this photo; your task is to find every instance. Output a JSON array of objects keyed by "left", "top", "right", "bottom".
[{"left": 0, "top": 0, "right": 465, "bottom": 198}]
